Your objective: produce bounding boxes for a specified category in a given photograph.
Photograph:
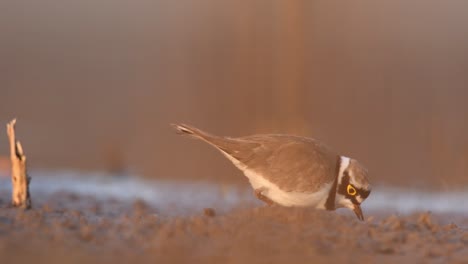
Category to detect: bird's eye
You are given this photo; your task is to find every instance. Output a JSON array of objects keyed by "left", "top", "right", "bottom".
[{"left": 347, "top": 184, "right": 357, "bottom": 196}]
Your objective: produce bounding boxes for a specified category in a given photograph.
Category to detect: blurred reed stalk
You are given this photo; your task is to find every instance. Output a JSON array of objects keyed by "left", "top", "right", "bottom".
[{"left": 6, "top": 119, "right": 31, "bottom": 209}]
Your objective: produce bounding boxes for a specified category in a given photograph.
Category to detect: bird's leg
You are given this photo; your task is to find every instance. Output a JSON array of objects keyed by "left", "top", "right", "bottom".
[{"left": 254, "top": 188, "right": 274, "bottom": 206}]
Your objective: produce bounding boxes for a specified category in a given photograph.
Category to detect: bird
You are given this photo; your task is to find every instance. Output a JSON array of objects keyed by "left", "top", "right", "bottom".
[{"left": 172, "top": 123, "right": 371, "bottom": 221}]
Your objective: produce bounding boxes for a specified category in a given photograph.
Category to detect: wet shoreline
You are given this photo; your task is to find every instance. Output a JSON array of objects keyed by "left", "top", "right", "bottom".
[{"left": 1, "top": 170, "right": 467, "bottom": 216}]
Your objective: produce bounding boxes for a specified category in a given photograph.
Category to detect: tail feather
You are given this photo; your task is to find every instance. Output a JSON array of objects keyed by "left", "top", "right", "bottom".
[
  {"left": 171, "top": 123, "right": 242, "bottom": 151},
  {"left": 172, "top": 123, "right": 259, "bottom": 165},
  {"left": 171, "top": 123, "right": 195, "bottom": 135},
  {"left": 171, "top": 123, "right": 215, "bottom": 141}
]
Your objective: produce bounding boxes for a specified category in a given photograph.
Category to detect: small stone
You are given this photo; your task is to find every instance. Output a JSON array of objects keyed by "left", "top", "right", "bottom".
[{"left": 203, "top": 208, "right": 216, "bottom": 217}]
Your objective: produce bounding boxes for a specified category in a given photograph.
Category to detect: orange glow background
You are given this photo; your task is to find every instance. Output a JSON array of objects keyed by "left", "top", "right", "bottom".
[{"left": 1, "top": 1, "right": 468, "bottom": 188}]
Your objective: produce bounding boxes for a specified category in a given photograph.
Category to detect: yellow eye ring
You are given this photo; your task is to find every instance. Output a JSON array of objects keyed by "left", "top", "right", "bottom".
[{"left": 347, "top": 184, "right": 357, "bottom": 196}]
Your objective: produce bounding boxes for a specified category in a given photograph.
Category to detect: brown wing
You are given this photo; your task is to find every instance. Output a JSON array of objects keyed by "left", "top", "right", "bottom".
[
  {"left": 220, "top": 135, "right": 339, "bottom": 193},
  {"left": 173, "top": 124, "right": 338, "bottom": 193}
]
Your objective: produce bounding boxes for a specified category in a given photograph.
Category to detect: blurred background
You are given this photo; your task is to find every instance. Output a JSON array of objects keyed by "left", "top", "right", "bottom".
[{"left": 1, "top": 0, "right": 467, "bottom": 189}]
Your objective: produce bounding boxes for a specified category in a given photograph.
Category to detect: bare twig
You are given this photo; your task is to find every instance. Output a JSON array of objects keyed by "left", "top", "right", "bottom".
[{"left": 6, "top": 119, "right": 31, "bottom": 209}]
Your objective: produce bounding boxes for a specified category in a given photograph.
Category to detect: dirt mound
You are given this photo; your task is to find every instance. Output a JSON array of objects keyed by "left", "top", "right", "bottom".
[{"left": 0, "top": 193, "right": 467, "bottom": 263}]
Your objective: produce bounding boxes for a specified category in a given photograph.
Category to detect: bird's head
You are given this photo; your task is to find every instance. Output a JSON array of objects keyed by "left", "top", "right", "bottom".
[{"left": 336, "top": 157, "right": 371, "bottom": 221}]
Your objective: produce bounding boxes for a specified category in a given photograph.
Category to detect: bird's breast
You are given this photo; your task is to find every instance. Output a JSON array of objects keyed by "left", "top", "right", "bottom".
[{"left": 244, "top": 169, "right": 332, "bottom": 208}]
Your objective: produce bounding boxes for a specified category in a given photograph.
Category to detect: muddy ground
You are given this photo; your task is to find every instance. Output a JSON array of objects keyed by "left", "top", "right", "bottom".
[{"left": 0, "top": 192, "right": 467, "bottom": 264}]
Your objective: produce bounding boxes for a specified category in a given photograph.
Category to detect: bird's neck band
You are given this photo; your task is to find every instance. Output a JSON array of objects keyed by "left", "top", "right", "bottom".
[{"left": 325, "top": 156, "right": 349, "bottom": 210}]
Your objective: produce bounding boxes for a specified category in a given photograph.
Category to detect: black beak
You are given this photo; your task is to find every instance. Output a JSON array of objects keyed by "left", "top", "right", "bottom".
[{"left": 353, "top": 204, "right": 365, "bottom": 221}]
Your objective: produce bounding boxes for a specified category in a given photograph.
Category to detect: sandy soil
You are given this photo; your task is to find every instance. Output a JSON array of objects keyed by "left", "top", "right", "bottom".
[{"left": 0, "top": 192, "right": 467, "bottom": 264}]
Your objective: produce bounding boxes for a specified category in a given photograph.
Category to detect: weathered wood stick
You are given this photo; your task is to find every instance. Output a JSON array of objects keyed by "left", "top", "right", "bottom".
[{"left": 6, "top": 119, "right": 31, "bottom": 209}]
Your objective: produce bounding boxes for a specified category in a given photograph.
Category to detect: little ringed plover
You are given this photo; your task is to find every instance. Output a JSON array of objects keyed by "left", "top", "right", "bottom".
[{"left": 173, "top": 124, "right": 371, "bottom": 221}]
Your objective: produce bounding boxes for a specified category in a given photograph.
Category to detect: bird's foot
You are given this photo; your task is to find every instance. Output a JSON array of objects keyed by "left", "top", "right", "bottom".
[{"left": 254, "top": 188, "right": 274, "bottom": 206}]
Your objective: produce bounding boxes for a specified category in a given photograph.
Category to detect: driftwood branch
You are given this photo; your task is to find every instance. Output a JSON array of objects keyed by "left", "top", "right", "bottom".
[{"left": 6, "top": 119, "right": 31, "bottom": 209}]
